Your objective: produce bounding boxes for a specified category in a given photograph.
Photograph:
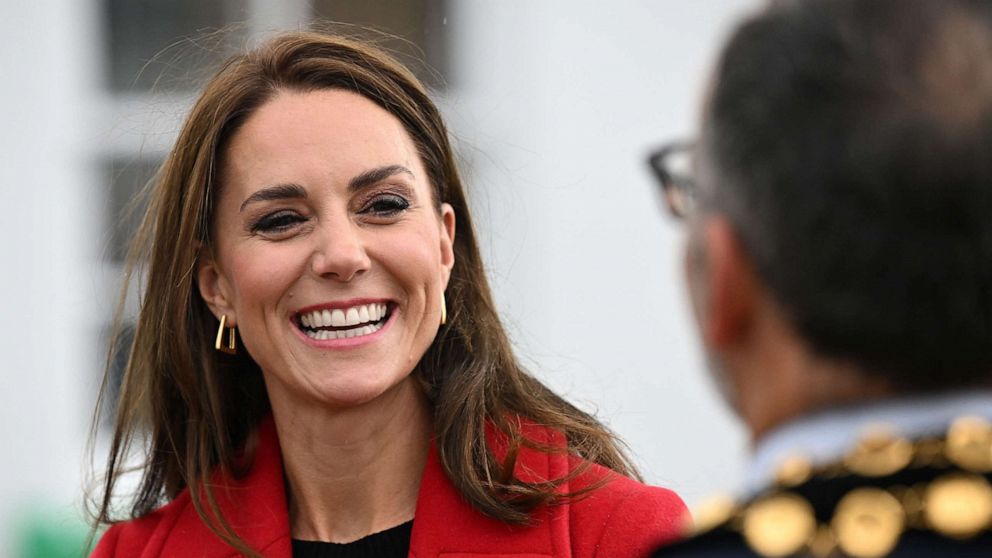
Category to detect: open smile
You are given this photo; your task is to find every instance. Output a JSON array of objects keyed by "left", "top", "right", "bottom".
[{"left": 294, "top": 301, "right": 393, "bottom": 341}]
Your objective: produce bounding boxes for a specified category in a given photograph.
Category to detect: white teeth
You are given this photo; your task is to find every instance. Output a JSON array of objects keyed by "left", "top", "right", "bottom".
[
  {"left": 345, "top": 308, "right": 360, "bottom": 326},
  {"left": 302, "top": 318, "right": 386, "bottom": 340},
  {"left": 299, "top": 302, "right": 390, "bottom": 340}
]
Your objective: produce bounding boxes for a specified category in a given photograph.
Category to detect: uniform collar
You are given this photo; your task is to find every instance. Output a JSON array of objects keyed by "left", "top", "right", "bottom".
[{"left": 744, "top": 389, "right": 992, "bottom": 495}]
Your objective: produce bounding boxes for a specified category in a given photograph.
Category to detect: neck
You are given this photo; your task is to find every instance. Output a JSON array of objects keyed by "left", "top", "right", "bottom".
[
  {"left": 724, "top": 309, "right": 892, "bottom": 444},
  {"left": 742, "top": 358, "right": 891, "bottom": 444},
  {"left": 269, "top": 376, "right": 432, "bottom": 543}
]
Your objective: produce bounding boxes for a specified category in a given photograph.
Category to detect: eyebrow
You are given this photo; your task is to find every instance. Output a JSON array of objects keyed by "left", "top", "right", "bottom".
[
  {"left": 349, "top": 164, "right": 415, "bottom": 192},
  {"left": 239, "top": 183, "right": 308, "bottom": 212}
]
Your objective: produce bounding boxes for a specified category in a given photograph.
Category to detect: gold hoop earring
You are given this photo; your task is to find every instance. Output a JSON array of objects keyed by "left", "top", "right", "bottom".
[
  {"left": 215, "top": 315, "right": 237, "bottom": 355},
  {"left": 440, "top": 293, "right": 447, "bottom": 326}
]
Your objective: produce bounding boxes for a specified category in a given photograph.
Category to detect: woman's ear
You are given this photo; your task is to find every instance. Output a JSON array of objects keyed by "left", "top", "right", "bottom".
[
  {"left": 439, "top": 203, "right": 456, "bottom": 289},
  {"left": 196, "top": 250, "right": 237, "bottom": 326}
]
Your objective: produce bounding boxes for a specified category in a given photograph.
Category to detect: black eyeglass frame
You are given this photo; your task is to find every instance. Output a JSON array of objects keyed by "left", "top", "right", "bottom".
[{"left": 647, "top": 140, "right": 697, "bottom": 219}]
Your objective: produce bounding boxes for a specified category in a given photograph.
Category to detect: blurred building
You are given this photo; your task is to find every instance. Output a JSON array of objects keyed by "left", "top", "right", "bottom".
[{"left": 0, "top": 1, "right": 755, "bottom": 556}]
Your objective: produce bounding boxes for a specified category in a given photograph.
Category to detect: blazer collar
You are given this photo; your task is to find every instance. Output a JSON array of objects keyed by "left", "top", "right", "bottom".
[
  {"left": 409, "top": 432, "right": 559, "bottom": 557},
  {"left": 194, "top": 415, "right": 292, "bottom": 557}
]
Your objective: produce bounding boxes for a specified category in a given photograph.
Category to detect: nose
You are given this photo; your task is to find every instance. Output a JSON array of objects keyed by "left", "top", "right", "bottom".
[{"left": 310, "top": 218, "right": 371, "bottom": 282}]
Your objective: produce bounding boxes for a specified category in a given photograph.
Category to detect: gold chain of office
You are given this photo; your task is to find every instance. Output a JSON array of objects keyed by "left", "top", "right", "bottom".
[{"left": 688, "top": 416, "right": 992, "bottom": 558}]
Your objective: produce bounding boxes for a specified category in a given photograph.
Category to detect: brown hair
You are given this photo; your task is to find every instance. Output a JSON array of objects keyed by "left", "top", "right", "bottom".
[{"left": 92, "top": 31, "right": 639, "bottom": 554}]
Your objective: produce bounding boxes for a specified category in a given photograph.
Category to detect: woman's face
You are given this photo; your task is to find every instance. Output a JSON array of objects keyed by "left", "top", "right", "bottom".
[{"left": 198, "top": 89, "right": 455, "bottom": 409}]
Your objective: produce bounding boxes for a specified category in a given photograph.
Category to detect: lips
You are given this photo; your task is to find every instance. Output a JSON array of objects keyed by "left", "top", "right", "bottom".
[{"left": 295, "top": 302, "right": 391, "bottom": 341}]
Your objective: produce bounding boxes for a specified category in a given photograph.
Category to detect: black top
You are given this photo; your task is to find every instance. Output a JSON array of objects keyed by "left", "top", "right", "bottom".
[{"left": 292, "top": 521, "right": 413, "bottom": 558}]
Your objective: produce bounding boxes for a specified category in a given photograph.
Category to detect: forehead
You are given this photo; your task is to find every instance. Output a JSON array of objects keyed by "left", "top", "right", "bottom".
[{"left": 222, "top": 88, "right": 424, "bottom": 186}]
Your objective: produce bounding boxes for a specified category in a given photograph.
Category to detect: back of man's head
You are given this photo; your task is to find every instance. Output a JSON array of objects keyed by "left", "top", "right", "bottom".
[{"left": 700, "top": 0, "right": 992, "bottom": 391}]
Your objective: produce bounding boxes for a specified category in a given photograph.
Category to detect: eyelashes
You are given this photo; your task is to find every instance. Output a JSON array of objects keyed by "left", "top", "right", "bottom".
[
  {"left": 360, "top": 193, "right": 410, "bottom": 216},
  {"left": 250, "top": 210, "right": 306, "bottom": 234}
]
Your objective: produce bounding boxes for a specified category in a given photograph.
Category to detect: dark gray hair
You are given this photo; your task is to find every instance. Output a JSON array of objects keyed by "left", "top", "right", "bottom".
[{"left": 701, "top": 0, "right": 992, "bottom": 389}]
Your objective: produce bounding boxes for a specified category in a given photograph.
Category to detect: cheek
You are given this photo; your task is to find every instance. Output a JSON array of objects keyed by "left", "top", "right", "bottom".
[
  {"left": 378, "top": 226, "right": 445, "bottom": 287},
  {"left": 226, "top": 244, "right": 305, "bottom": 316}
]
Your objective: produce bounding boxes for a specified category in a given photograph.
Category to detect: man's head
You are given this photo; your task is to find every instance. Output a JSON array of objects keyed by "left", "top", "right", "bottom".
[{"left": 676, "top": 0, "right": 992, "bottom": 435}]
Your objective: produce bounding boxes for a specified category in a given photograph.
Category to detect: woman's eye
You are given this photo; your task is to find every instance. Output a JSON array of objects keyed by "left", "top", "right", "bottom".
[
  {"left": 362, "top": 194, "right": 410, "bottom": 216},
  {"left": 251, "top": 211, "right": 305, "bottom": 233}
]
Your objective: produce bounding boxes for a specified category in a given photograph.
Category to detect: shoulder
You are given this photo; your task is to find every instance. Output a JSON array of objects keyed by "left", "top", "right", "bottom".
[
  {"left": 513, "top": 423, "right": 689, "bottom": 556},
  {"left": 569, "top": 461, "right": 689, "bottom": 557},
  {"left": 653, "top": 450, "right": 992, "bottom": 557},
  {"left": 90, "top": 416, "right": 291, "bottom": 557},
  {"left": 512, "top": 421, "right": 687, "bottom": 519},
  {"left": 651, "top": 523, "right": 992, "bottom": 558},
  {"left": 90, "top": 493, "right": 193, "bottom": 558}
]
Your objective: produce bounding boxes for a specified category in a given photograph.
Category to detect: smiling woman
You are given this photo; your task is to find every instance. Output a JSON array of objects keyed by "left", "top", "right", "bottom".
[{"left": 88, "top": 32, "right": 686, "bottom": 558}]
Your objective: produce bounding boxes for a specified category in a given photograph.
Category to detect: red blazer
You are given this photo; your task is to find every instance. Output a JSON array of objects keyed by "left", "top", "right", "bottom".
[{"left": 92, "top": 417, "right": 686, "bottom": 557}]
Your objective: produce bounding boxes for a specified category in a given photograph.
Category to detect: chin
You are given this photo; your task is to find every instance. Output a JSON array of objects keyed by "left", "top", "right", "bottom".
[{"left": 307, "top": 372, "right": 416, "bottom": 409}]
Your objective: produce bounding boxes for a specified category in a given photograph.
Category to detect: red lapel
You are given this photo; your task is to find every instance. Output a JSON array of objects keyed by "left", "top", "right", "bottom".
[
  {"left": 408, "top": 420, "right": 571, "bottom": 557},
  {"left": 150, "top": 415, "right": 293, "bottom": 557},
  {"left": 408, "top": 436, "right": 563, "bottom": 557}
]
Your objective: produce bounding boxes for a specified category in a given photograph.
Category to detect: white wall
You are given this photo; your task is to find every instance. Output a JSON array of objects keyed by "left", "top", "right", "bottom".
[
  {"left": 0, "top": 0, "right": 103, "bottom": 554},
  {"left": 440, "top": 0, "right": 757, "bottom": 504},
  {"left": 0, "top": 2, "right": 759, "bottom": 554}
]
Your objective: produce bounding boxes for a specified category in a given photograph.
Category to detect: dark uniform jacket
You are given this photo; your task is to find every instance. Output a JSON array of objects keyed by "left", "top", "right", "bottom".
[{"left": 654, "top": 397, "right": 992, "bottom": 558}]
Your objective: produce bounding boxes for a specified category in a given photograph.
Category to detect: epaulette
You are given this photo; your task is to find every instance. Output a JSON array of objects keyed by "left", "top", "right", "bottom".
[{"left": 683, "top": 416, "right": 992, "bottom": 557}]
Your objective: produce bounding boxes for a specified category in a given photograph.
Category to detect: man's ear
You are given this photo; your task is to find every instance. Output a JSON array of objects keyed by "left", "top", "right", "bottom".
[
  {"left": 196, "top": 250, "right": 237, "bottom": 326},
  {"left": 438, "top": 203, "right": 456, "bottom": 289},
  {"left": 701, "top": 216, "right": 758, "bottom": 347}
]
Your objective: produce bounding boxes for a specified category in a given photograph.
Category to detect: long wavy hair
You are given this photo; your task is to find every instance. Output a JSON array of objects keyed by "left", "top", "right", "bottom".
[{"left": 91, "top": 31, "right": 639, "bottom": 555}]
